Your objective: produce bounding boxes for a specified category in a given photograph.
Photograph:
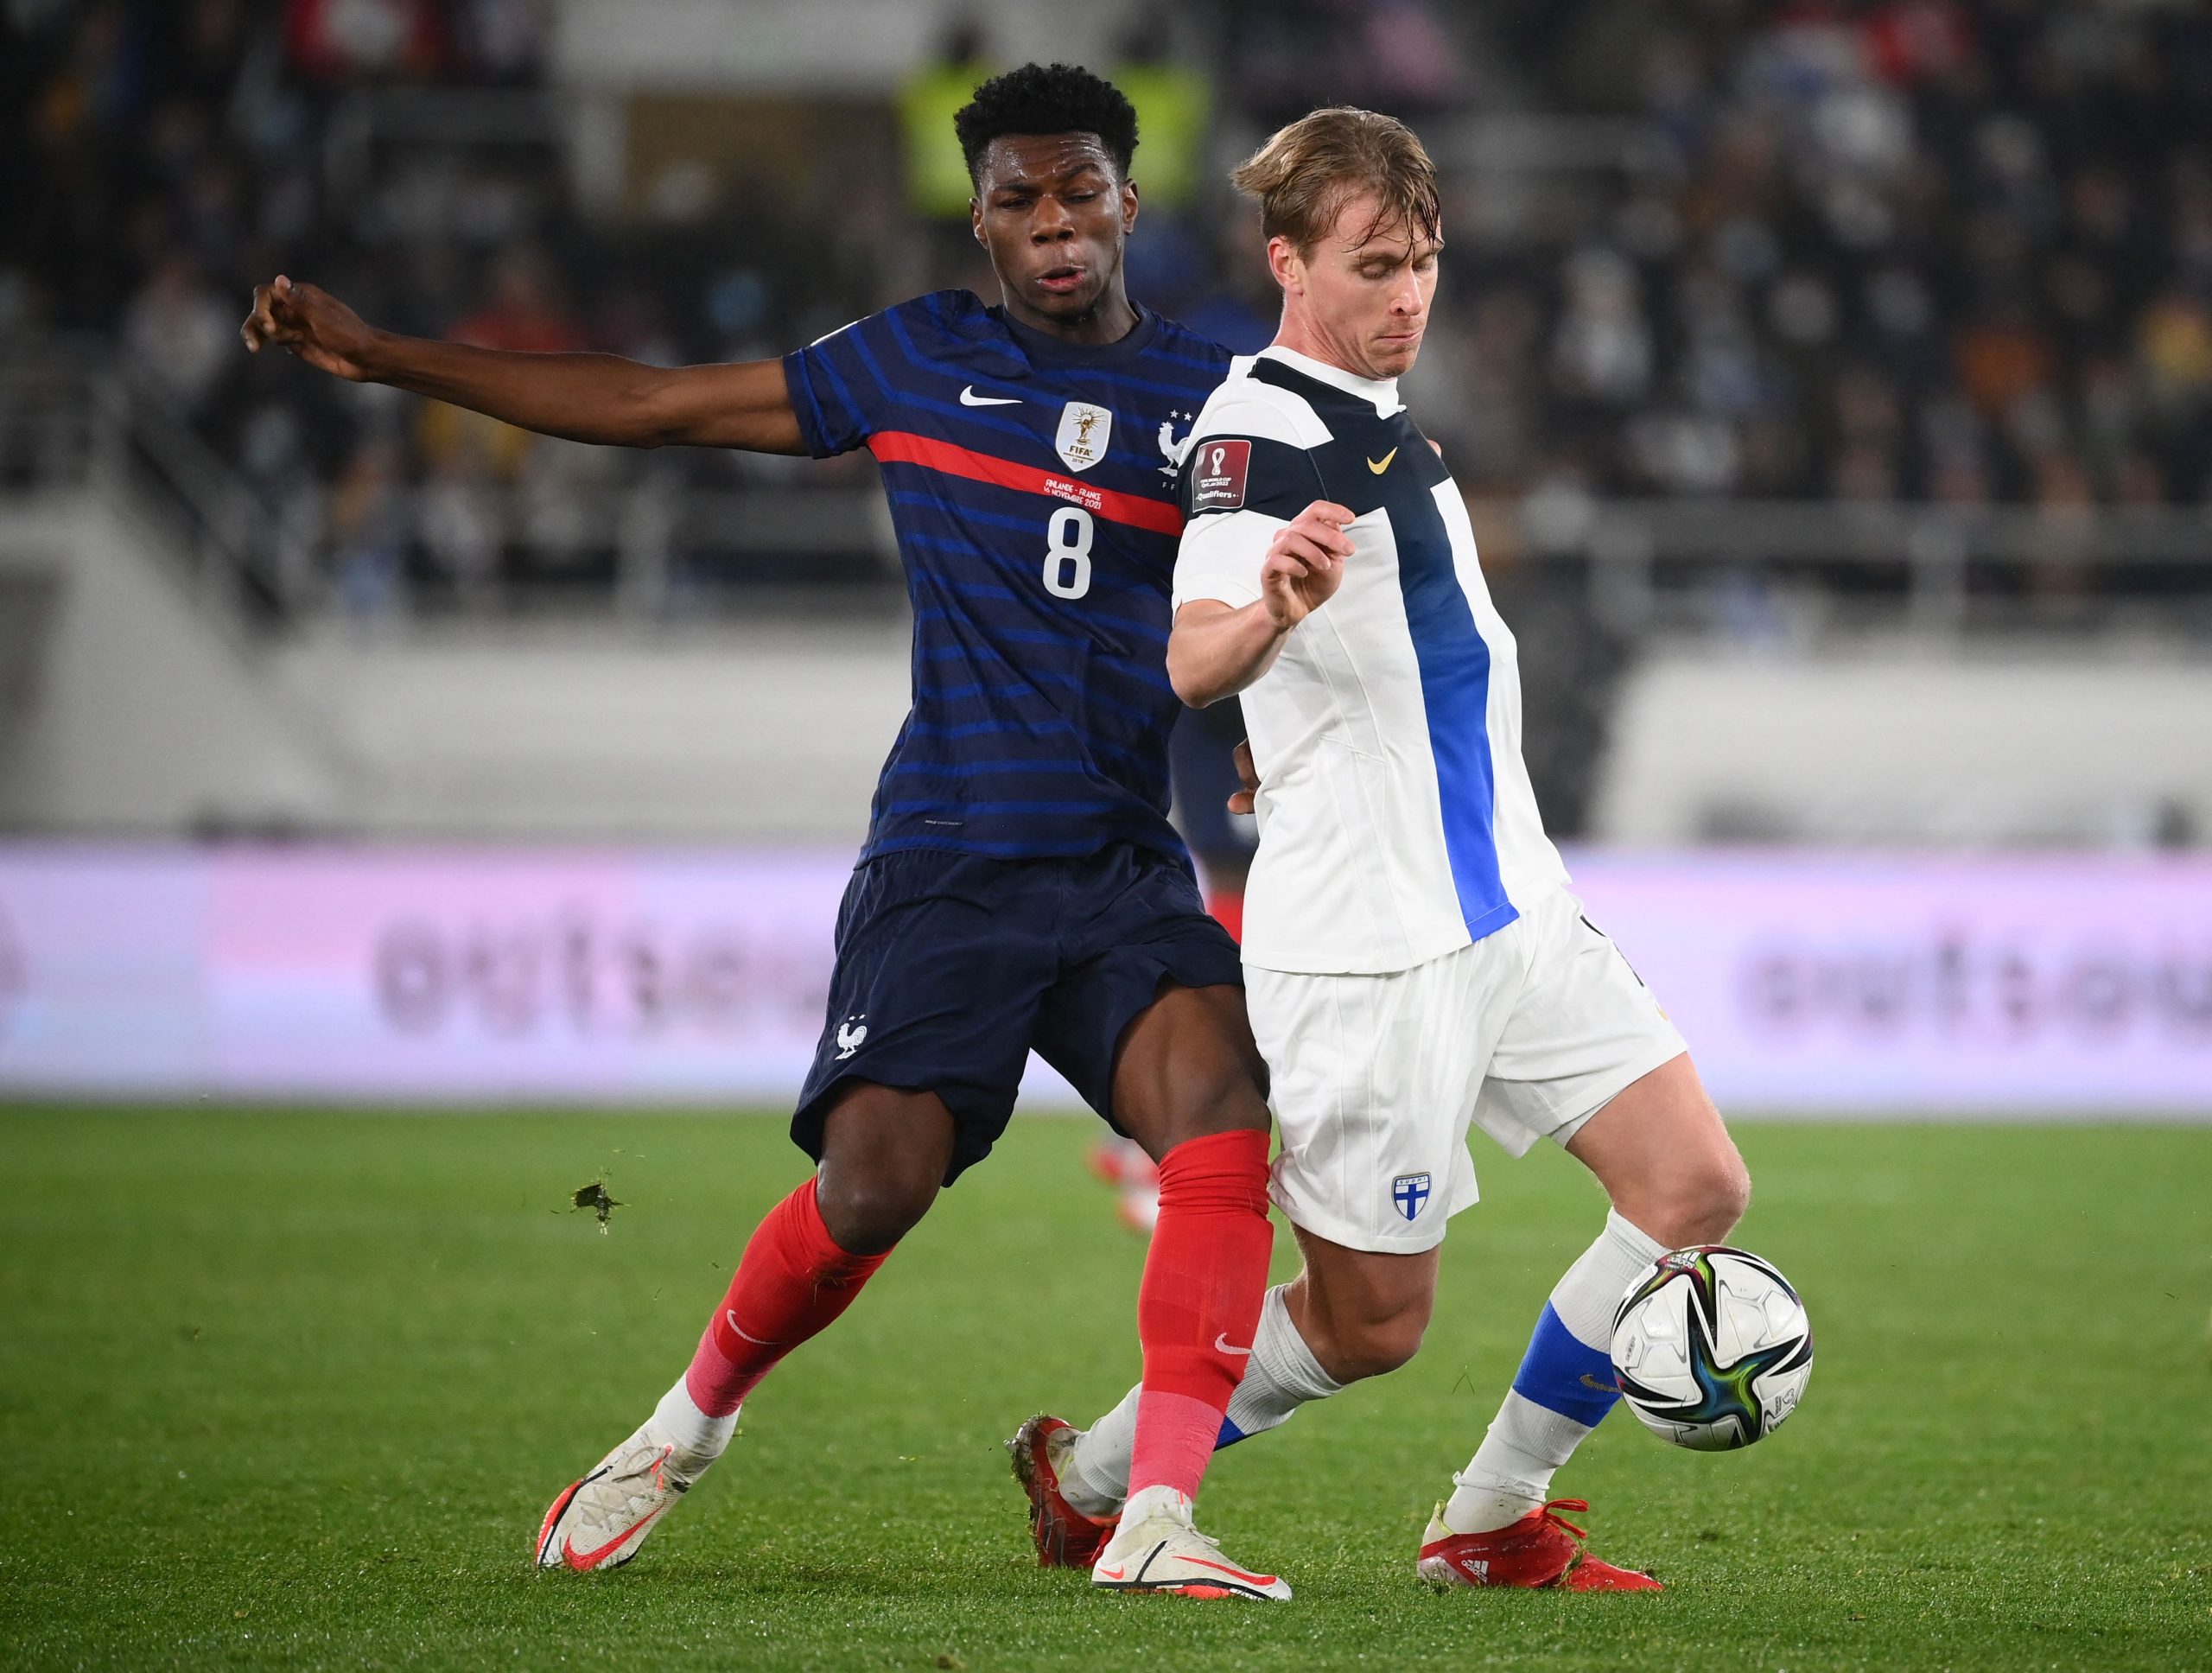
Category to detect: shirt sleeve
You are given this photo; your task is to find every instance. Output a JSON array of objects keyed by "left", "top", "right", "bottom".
[
  {"left": 1172, "top": 394, "right": 1328, "bottom": 610},
  {"left": 780, "top": 303, "right": 908, "bottom": 459}
]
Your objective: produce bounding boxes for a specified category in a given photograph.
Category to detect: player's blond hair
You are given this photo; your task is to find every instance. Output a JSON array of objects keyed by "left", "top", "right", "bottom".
[{"left": 1230, "top": 107, "right": 1442, "bottom": 257}]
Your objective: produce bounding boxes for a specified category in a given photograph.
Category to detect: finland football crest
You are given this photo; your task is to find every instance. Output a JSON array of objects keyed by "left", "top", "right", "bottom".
[
  {"left": 1055, "top": 400, "right": 1112, "bottom": 472},
  {"left": 1392, "top": 1172, "right": 1433, "bottom": 1221}
]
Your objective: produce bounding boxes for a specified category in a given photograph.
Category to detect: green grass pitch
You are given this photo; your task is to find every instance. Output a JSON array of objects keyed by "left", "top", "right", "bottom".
[{"left": 2, "top": 1108, "right": 2207, "bottom": 1670}]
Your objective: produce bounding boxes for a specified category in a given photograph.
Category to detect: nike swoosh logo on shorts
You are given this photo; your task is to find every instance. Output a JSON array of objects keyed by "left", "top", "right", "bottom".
[
  {"left": 960, "top": 385, "right": 1021, "bottom": 405},
  {"left": 1214, "top": 1334, "right": 1254, "bottom": 1356}
]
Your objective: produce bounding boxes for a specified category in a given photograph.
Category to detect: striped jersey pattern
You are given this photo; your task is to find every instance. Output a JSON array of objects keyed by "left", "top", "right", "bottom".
[{"left": 784, "top": 290, "right": 1232, "bottom": 862}]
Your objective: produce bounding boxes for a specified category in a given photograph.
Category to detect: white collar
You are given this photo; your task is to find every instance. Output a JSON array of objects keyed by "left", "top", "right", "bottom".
[{"left": 1257, "top": 344, "right": 1403, "bottom": 417}]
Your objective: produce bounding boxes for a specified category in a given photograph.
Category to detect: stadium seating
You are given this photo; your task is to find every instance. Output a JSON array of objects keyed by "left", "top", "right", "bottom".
[{"left": 2, "top": 0, "right": 2207, "bottom": 845}]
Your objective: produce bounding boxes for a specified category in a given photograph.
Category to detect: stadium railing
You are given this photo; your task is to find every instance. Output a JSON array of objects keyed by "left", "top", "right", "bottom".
[
  {"left": 0, "top": 344, "right": 280, "bottom": 624},
  {"left": 4, "top": 342, "right": 2208, "bottom": 639},
  {"left": 1508, "top": 491, "right": 2212, "bottom": 639}
]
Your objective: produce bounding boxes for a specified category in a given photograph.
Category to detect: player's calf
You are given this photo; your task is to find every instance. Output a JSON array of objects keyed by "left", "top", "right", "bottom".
[
  {"left": 1059, "top": 1282, "right": 1343, "bottom": 1519},
  {"left": 1441, "top": 1210, "right": 1666, "bottom": 1536},
  {"left": 1120, "top": 1128, "right": 1273, "bottom": 1513}
]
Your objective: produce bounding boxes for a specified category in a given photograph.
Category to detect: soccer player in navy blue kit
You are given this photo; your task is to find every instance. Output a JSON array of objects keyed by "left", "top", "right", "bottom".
[{"left": 244, "top": 65, "right": 1289, "bottom": 1600}]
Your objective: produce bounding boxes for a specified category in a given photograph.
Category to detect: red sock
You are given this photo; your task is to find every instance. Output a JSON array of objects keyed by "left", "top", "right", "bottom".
[
  {"left": 683, "top": 1177, "right": 889, "bottom": 1417},
  {"left": 1127, "top": 1128, "right": 1273, "bottom": 1503}
]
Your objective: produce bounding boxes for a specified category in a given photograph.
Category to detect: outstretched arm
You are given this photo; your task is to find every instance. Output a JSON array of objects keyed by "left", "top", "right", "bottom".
[
  {"left": 1167, "top": 500, "right": 1354, "bottom": 707},
  {"left": 240, "top": 275, "right": 806, "bottom": 455}
]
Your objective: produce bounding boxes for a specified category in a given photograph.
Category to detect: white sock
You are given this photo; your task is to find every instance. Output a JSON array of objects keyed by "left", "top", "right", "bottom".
[
  {"left": 1443, "top": 1210, "right": 1667, "bottom": 1534},
  {"left": 1064, "top": 1285, "right": 1340, "bottom": 1518},
  {"left": 651, "top": 1376, "right": 738, "bottom": 1472},
  {"left": 1059, "top": 1387, "right": 1139, "bottom": 1518},
  {"left": 1444, "top": 1391, "right": 1591, "bottom": 1534},
  {"left": 1119, "top": 1484, "right": 1192, "bottom": 1531}
]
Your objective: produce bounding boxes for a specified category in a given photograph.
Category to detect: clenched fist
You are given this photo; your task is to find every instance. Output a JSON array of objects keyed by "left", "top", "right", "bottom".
[
  {"left": 1259, "top": 499, "right": 1356, "bottom": 630},
  {"left": 239, "top": 276, "right": 382, "bottom": 381}
]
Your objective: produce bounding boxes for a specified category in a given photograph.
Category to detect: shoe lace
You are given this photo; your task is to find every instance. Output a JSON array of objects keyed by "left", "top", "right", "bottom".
[
  {"left": 593, "top": 1443, "right": 677, "bottom": 1518},
  {"left": 1443, "top": 1478, "right": 1592, "bottom": 1545},
  {"left": 1536, "top": 1498, "right": 1591, "bottom": 1543},
  {"left": 1144, "top": 1504, "right": 1224, "bottom": 1557}
]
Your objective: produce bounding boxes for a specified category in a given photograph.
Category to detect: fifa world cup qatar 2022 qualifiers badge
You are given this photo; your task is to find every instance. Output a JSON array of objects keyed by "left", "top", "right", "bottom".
[
  {"left": 1056, "top": 401, "right": 1113, "bottom": 473},
  {"left": 1189, "top": 439, "right": 1251, "bottom": 511}
]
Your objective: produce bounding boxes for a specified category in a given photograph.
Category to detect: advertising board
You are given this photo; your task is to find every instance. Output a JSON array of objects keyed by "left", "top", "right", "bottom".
[{"left": 2, "top": 846, "right": 2206, "bottom": 1114}]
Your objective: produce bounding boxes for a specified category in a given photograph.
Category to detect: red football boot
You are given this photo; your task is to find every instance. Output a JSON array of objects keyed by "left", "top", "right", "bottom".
[
  {"left": 1084, "top": 1140, "right": 1161, "bottom": 1237},
  {"left": 1007, "top": 1414, "right": 1119, "bottom": 1568},
  {"left": 1086, "top": 1138, "right": 1157, "bottom": 1190},
  {"left": 1416, "top": 1498, "right": 1662, "bottom": 1592}
]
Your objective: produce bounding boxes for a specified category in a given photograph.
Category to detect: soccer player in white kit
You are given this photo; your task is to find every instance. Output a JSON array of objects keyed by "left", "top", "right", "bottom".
[{"left": 1013, "top": 108, "right": 1752, "bottom": 1592}]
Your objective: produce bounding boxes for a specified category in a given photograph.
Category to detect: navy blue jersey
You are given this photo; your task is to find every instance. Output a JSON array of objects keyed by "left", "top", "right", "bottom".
[{"left": 783, "top": 290, "right": 1233, "bottom": 862}]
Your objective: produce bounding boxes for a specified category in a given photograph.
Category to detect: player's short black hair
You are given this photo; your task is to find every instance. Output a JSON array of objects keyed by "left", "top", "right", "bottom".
[{"left": 954, "top": 62, "right": 1139, "bottom": 188}]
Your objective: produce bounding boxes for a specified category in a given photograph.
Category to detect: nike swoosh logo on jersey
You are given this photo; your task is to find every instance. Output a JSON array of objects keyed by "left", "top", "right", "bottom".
[
  {"left": 960, "top": 386, "right": 1021, "bottom": 405},
  {"left": 1214, "top": 1333, "right": 1254, "bottom": 1356},
  {"left": 1367, "top": 448, "right": 1398, "bottom": 474}
]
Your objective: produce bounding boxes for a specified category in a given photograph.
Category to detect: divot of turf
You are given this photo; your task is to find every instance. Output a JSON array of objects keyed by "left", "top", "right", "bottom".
[{"left": 569, "top": 1179, "right": 624, "bottom": 1231}]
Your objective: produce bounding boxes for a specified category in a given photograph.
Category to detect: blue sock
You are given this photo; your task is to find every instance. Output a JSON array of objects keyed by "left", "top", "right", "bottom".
[{"left": 1509, "top": 1301, "right": 1623, "bottom": 1428}]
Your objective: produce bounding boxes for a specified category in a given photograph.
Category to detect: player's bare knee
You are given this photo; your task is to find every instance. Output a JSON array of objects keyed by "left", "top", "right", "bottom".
[
  {"left": 1708, "top": 1153, "right": 1752, "bottom": 1237},
  {"left": 813, "top": 1166, "right": 937, "bottom": 1255},
  {"left": 1299, "top": 1278, "right": 1432, "bottom": 1384},
  {"left": 1350, "top": 1314, "right": 1427, "bottom": 1380},
  {"left": 1326, "top": 1307, "right": 1428, "bottom": 1383},
  {"left": 1133, "top": 1054, "right": 1269, "bottom": 1159},
  {"left": 1185, "top": 1065, "right": 1271, "bottom": 1143},
  {"left": 812, "top": 1085, "right": 953, "bottom": 1251},
  {"left": 1116, "top": 987, "right": 1271, "bottom": 1158},
  {"left": 1651, "top": 1148, "right": 1750, "bottom": 1246}
]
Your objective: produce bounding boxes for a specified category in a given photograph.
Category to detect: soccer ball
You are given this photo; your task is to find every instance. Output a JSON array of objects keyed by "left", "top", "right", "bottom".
[{"left": 1609, "top": 1245, "right": 1813, "bottom": 1452}]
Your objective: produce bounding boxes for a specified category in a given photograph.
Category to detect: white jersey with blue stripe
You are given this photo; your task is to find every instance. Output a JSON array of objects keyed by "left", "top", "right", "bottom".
[{"left": 1171, "top": 347, "right": 1567, "bottom": 975}]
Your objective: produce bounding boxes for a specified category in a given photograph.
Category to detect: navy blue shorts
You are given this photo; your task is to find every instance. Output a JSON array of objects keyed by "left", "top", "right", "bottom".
[{"left": 792, "top": 843, "right": 1244, "bottom": 1184}]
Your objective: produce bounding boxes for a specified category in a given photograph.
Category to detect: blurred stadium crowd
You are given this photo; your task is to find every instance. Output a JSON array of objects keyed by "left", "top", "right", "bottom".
[{"left": 4, "top": 0, "right": 2210, "bottom": 615}]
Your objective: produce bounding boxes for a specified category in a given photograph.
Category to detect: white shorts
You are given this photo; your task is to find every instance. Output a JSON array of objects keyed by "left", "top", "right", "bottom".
[{"left": 1249, "top": 886, "right": 1688, "bottom": 1255}]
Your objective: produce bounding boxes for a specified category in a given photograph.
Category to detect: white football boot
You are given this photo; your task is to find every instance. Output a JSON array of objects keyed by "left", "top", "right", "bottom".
[
  {"left": 535, "top": 1419, "right": 714, "bottom": 1572},
  {"left": 1090, "top": 1487, "right": 1291, "bottom": 1601}
]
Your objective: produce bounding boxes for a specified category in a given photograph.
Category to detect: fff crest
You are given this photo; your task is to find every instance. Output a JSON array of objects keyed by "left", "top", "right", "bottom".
[{"left": 1055, "top": 400, "right": 1113, "bottom": 473}]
